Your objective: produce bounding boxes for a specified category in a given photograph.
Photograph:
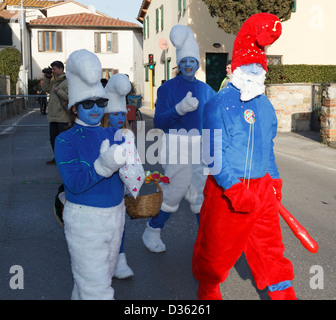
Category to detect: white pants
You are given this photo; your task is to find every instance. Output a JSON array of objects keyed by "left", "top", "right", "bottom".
[
  {"left": 63, "top": 200, "right": 125, "bottom": 300},
  {"left": 160, "top": 134, "right": 208, "bottom": 214}
]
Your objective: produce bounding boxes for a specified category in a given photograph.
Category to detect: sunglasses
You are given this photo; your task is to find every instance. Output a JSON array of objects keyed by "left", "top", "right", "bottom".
[{"left": 78, "top": 98, "right": 109, "bottom": 109}]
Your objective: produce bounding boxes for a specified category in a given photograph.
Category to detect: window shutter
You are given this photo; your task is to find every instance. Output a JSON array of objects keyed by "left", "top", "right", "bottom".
[
  {"left": 156, "top": 8, "right": 159, "bottom": 33},
  {"left": 94, "top": 32, "right": 101, "bottom": 53},
  {"left": 178, "top": 0, "right": 182, "bottom": 14},
  {"left": 56, "top": 31, "right": 62, "bottom": 52},
  {"left": 146, "top": 16, "right": 149, "bottom": 37},
  {"left": 143, "top": 18, "right": 146, "bottom": 39},
  {"left": 161, "top": 5, "right": 164, "bottom": 30},
  {"left": 183, "top": 0, "right": 186, "bottom": 10},
  {"left": 112, "top": 32, "right": 119, "bottom": 53},
  {"left": 38, "top": 31, "right": 44, "bottom": 52}
]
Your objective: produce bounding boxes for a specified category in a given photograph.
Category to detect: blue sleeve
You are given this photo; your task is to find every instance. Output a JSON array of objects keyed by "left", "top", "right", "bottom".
[
  {"left": 267, "top": 112, "right": 280, "bottom": 179},
  {"left": 203, "top": 97, "right": 240, "bottom": 190},
  {"left": 153, "top": 85, "right": 182, "bottom": 130},
  {"left": 55, "top": 138, "right": 104, "bottom": 195}
]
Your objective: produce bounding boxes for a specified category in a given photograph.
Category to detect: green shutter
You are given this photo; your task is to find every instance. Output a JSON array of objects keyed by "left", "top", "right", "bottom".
[
  {"left": 143, "top": 19, "right": 146, "bottom": 39},
  {"left": 178, "top": 0, "right": 181, "bottom": 14},
  {"left": 161, "top": 5, "right": 164, "bottom": 30},
  {"left": 156, "top": 8, "right": 159, "bottom": 32},
  {"left": 145, "top": 65, "right": 148, "bottom": 82},
  {"left": 147, "top": 16, "right": 149, "bottom": 37}
]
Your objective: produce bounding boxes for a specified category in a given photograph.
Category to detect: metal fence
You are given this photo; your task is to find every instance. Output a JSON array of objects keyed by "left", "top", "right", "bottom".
[{"left": 0, "top": 94, "right": 49, "bottom": 127}]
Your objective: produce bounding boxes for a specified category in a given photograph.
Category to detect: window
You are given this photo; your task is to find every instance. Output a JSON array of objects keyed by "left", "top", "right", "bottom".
[
  {"left": 38, "top": 31, "right": 62, "bottom": 52},
  {"left": 146, "top": 16, "right": 149, "bottom": 38},
  {"left": 0, "top": 22, "right": 13, "bottom": 46},
  {"left": 143, "top": 16, "right": 149, "bottom": 39},
  {"left": 161, "top": 5, "right": 164, "bottom": 31},
  {"left": 178, "top": 0, "right": 187, "bottom": 15},
  {"left": 101, "top": 68, "right": 119, "bottom": 79},
  {"left": 156, "top": 5, "right": 164, "bottom": 33},
  {"left": 143, "top": 17, "right": 146, "bottom": 39},
  {"left": 94, "top": 32, "right": 118, "bottom": 53},
  {"left": 267, "top": 55, "right": 282, "bottom": 65}
]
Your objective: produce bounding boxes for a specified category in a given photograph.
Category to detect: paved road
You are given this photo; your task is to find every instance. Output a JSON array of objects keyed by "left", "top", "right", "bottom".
[{"left": 0, "top": 108, "right": 335, "bottom": 300}]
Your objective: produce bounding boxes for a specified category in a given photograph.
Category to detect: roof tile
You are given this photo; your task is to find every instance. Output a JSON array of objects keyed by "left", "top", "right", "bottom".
[{"left": 29, "top": 12, "right": 141, "bottom": 28}]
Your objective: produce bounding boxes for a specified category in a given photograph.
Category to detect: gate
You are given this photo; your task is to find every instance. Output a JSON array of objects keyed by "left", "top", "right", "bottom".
[{"left": 311, "top": 85, "right": 322, "bottom": 131}]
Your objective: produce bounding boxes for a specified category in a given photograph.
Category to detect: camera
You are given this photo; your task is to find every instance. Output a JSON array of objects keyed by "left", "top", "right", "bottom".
[{"left": 42, "top": 67, "right": 52, "bottom": 74}]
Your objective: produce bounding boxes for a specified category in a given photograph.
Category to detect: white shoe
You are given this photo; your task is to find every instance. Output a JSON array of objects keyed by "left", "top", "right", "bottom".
[
  {"left": 113, "top": 253, "right": 134, "bottom": 279},
  {"left": 142, "top": 223, "right": 166, "bottom": 253}
]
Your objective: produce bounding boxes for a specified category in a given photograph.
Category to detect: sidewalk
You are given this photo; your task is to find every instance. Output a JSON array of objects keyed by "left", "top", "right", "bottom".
[{"left": 274, "top": 131, "right": 336, "bottom": 171}]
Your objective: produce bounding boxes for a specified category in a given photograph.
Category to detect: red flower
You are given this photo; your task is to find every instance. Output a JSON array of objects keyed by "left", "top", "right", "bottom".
[{"left": 159, "top": 176, "right": 170, "bottom": 184}]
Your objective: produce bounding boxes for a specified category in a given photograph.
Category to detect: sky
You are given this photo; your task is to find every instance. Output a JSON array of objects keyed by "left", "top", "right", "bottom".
[{"left": 76, "top": 0, "right": 144, "bottom": 25}]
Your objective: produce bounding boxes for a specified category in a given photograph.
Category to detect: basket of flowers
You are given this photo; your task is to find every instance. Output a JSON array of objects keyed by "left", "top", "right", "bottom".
[{"left": 125, "top": 171, "right": 169, "bottom": 219}]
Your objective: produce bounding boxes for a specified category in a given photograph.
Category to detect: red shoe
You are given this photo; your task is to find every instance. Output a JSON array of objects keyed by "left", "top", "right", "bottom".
[
  {"left": 198, "top": 283, "right": 222, "bottom": 300},
  {"left": 268, "top": 287, "right": 297, "bottom": 300}
]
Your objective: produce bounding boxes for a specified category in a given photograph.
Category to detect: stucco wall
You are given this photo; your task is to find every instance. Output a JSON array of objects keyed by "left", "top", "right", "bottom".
[{"left": 267, "top": 0, "right": 336, "bottom": 65}]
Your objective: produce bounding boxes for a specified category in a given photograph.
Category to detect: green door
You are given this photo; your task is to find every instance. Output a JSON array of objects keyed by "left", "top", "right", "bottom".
[{"left": 206, "top": 53, "right": 228, "bottom": 92}]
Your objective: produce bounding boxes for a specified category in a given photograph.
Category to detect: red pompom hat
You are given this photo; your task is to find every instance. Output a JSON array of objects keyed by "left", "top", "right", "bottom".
[{"left": 231, "top": 13, "right": 282, "bottom": 72}]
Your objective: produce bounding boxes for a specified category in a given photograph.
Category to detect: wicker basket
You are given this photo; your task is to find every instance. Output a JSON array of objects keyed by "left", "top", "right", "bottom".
[{"left": 125, "top": 180, "right": 162, "bottom": 219}]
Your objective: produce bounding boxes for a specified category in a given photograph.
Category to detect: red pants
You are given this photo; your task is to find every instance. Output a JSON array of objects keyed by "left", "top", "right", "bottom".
[{"left": 192, "top": 174, "right": 294, "bottom": 296}]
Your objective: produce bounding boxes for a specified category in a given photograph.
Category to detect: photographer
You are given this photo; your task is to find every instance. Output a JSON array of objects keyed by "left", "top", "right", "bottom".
[{"left": 41, "top": 61, "right": 69, "bottom": 165}]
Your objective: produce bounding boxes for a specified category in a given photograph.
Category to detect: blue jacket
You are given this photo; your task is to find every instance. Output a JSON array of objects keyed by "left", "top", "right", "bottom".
[
  {"left": 154, "top": 75, "right": 215, "bottom": 133},
  {"left": 55, "top": 124, "right": 124, "bottom": 208},
  {"left": 203, "top": 83, "right": 279, "bottom": 190}
]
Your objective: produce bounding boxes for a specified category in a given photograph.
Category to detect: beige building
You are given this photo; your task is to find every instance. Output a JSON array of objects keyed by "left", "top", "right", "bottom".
[{"left": 137, "top": 0, "right": 336, "bottom": 108}]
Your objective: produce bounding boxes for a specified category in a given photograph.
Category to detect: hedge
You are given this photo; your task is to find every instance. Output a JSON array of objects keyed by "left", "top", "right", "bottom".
[
  {"left": 265, "top": 65, "right": 336, "bottom": 84},
  {"left": 0, "top": 47, "right": 21, "bottom": 95}
]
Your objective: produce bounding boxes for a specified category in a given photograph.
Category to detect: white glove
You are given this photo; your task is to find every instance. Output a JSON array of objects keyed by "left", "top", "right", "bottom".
[
  {"left": 94, "top": 139, "right": 127, "bottom": 177},
  {"left": 175, "top": 91, "right": 199, "bottom": 115}
]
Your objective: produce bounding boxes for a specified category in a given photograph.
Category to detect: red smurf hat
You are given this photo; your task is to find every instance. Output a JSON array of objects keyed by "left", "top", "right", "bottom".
[{"left": 231, "top": 13, "right": 282, "bottom": 72}]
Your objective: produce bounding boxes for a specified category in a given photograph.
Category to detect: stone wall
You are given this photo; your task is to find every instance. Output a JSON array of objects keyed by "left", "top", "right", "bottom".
[
  {"left": 321, "top": 83, "right": 336, "bottom": 147},
  {"left": 265, "top": 83, "right": 314, "bottom": 132},
  {"left": 0, "top": 74, "right": 10, "bottom": 95}
]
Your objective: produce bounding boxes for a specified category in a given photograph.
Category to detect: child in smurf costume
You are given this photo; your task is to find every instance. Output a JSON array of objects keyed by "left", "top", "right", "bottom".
[
  {"left": 55, "top": 49, "right": 128, "bottom": 300},
  {"left": 192, "top": 13, "right": 297, "bottom": 300},
  {"left": 142, "top": 25, "right": 215, "bottom": 253},
  {"left": 102, "top": 73, "right": 145, "bottom": 279}
]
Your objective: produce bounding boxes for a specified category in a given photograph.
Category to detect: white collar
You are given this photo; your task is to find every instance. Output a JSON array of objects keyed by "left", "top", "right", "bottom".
[{"left": 75, "top": 118, "right": 101, "bottom": 127}]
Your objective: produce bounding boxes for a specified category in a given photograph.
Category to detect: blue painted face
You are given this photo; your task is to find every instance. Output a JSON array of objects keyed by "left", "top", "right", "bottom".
[
  {"left": 77, "top": 103, "right": 105, "bottom": 125},
  {"left": 178, "top": 56, "right": 199, "bottom": 81},
  {"left": 109, "top": 112, "right": 126, "bottom": 129},
  {"left": 240, "top": 63, "right": 264, "bottom": 76}
]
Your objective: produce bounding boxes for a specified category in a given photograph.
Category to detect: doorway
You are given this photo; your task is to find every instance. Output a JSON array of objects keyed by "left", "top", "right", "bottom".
[{"left": 206, "top": 53, "right": 228, "bottom": 92}]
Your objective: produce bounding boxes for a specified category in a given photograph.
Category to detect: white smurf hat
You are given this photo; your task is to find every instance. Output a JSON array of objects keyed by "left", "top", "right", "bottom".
[
  {"left": 104, "top": 73, "right": 131, "bottom": 113},
  {"left": 66, "top": 49, "right": 107, "bottom": 108},
  {"left": 169, "top": 24, "right": 200, "bottom": 66}
]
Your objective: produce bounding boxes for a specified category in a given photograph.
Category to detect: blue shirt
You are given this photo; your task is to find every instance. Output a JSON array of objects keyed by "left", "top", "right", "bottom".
[
  {"left": 55, "top": 124, "right": 124, "bottom": 208},
  {"left": 154, "top": 75, "right": 215, "bottom": 133},
  {"left": 203, "top": 83, "right": 280, "bottom": 190}
]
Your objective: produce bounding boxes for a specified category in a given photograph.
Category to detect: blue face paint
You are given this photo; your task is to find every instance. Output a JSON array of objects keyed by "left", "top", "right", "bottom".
[
  {"left": 77, "top": 103, "right": 104, "bottom": 126},
  {"left": 178, "top": 56, "right": 199, "bottom": 81},
  {"left": 109, "top": 112, "right": 126, "bottom": 129},
  {"left": 240, "top": 63, "right": 264, "bottom": 76}
]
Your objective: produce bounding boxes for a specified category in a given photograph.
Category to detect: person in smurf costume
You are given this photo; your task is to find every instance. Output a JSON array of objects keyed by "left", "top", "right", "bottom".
[
  {"left": 142, "top": 25, "right": 215, "bottom": 253},
  {"left": 192, "top": 13, "right": 297, "bottom": 300},
  {"left": 55, "top": 49, "right": 128, "bottom": 300},
  {"left": 102, "top": 73, "right": 145, "bottom": 279}
]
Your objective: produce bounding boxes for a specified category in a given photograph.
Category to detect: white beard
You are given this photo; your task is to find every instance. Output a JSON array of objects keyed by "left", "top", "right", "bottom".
[{"left": 231, "top": 67, "right": 266, "bottom": 101}]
